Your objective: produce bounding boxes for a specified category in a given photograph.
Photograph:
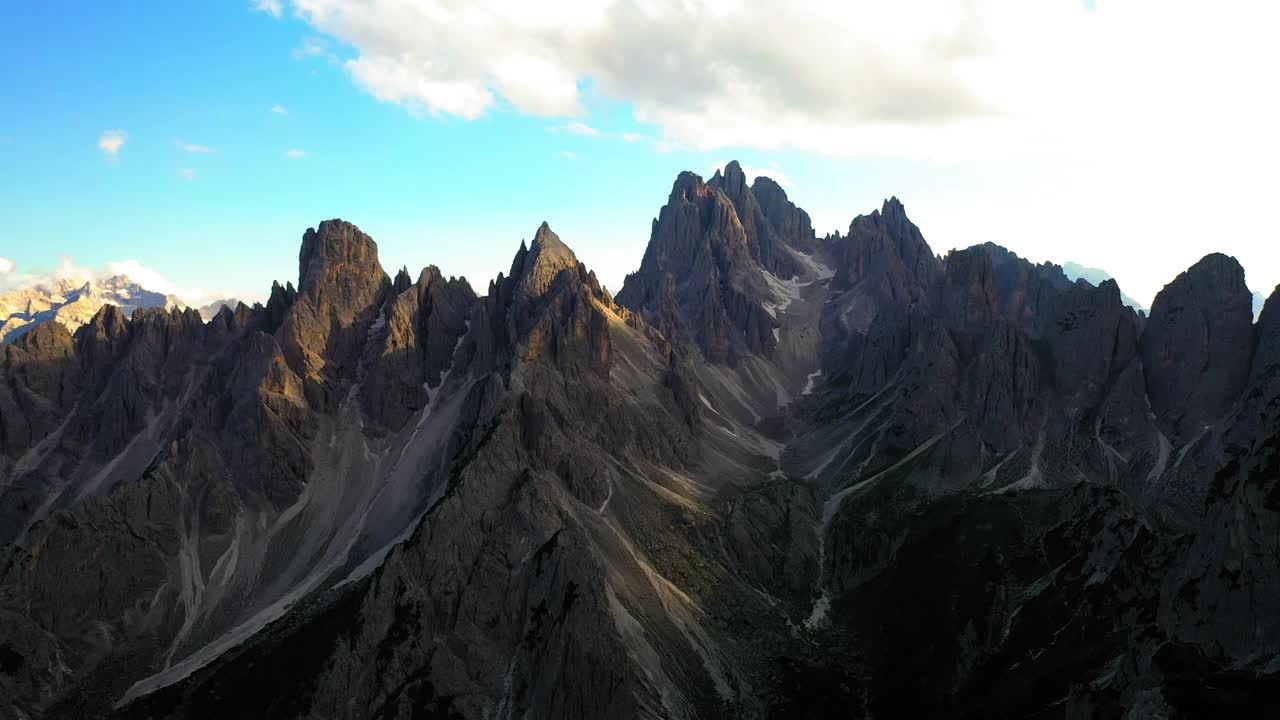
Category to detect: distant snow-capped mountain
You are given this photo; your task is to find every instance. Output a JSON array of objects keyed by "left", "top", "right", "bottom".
[
  {"left": 197, "top": 297, "right": 243, "bottom": 321},
  {"left": 0, "top": 275, "right": 182, "bottom": 343},
  {"left": 1061, "top": 261, "right": 1148, "bottom": 313}
]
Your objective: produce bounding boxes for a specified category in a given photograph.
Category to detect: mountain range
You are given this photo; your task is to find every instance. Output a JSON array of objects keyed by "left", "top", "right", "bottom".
[
  {"left": 2, "top": 161, "right": 1279, "bottom": 718},
  {"left": 0, "top": 276, "right": 179, "bottom": 344},
  {"left": 0, "top": 277, "right": 241, "bottom": 346}
]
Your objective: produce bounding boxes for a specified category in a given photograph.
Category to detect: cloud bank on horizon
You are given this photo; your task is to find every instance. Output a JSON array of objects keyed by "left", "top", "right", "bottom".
[{"left": 0, "top": 256, "right": 243, "bottom": 307}]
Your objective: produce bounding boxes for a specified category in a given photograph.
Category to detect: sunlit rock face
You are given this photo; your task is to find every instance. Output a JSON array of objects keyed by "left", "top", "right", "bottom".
[
  {"left": 2, "top": 167, "right": 1279, "bottom": 720},
  {"left": 0, "top": 275, "right": 179, "bottom": 344}
]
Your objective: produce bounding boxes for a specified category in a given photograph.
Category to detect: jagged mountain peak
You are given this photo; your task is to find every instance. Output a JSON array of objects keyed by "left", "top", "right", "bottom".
[
  {"left": 80, "top": 301, "right": 129, "bottom": 341},
  {"left": 749, "top": 174, "right": 784, "bottom": 195},
  {"left": 530, "top": 221, "right": 574, "bottom": 262},
  {"left": 416, "top": 264, "right": 443, "bottom": 286},
  {"left": 511, "top": 222, "right": 580, "bottom": 305},
  {"left": 393, "top": 265, "right": 413, "bottom": 294},
  {"left": 1169, "top": 252, "right": 1249, "bottom": 295},
  {"left": 752, "top": 175, "right": 817, "bottom": 254},
  {"left": 708, "top": 162, "right": 803, "bottom": 270},
  {"left": 619, "top": 163, "right": 841, "bottom": 365},
  {"left": 969, "top": 242, "right": 1073, "bottom": 290},
  {"left": 10, "top": 314, "right": 74, "bottom": 353},
  {"left": 667, "top": 169, "right": 714, "bottom": 205},
  {"left": 1142, "top": 251, "right": 1254, "bottom": 440},
  {"left": 279, "top": 219, "right": 392, "bottom": 411},
  {"left": 864, "top": 195, "right": 912, "bottom": 228},
  {"left": 291, "top": 219, "right": 389, "bottom": 334},
  {"left": 266, "top": 278, "right": 297, "bottom": 316},
  {"left": 619, "top": 169, "right": 772, "bottom": 364},
  {"left": 298, "top": 218, "right": 385, "bottom": 297},
  {"left": 852, "top": 196, "right": 911, "bottom": 230},
  {"left": 1147, "top": 252, "right": 1251, "bottom": 325},
  {"left": 717, "top": 159, "right": 749, "bottom": 193},
  {"left": 830, "top": 196, "right": 939, "bottom": 300}
]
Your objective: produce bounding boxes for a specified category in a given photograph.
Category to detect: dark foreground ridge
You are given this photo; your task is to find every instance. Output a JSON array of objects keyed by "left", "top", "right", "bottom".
[{"left": 2, "top": 160, "right": 1280, "bottom": 718}]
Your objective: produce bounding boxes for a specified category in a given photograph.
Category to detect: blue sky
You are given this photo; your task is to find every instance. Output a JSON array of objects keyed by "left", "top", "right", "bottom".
[{"left": 2, "top": 1, "right": 1276, "bottom": 306}]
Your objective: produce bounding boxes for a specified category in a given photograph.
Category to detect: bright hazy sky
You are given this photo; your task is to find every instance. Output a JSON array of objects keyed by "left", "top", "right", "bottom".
[{"left": 1, "top": 1, "right": 1277, "bottom": 307}]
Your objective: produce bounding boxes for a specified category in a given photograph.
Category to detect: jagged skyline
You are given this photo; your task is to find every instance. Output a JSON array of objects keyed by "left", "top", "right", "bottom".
[
  {"left": 5, "top": 3, "right": 1280, "bottom": 716},
  {"left": 4, "top": 157, "right": 1277, "bottom": 716},
  {"left": 3, "top": 1, "right": 1278, "bottom": 310}
]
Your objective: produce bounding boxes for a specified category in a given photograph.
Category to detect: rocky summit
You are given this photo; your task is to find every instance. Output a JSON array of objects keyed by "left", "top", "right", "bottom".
[{"left": 2, "top": 163, "right": 1279, "bottom": 719}]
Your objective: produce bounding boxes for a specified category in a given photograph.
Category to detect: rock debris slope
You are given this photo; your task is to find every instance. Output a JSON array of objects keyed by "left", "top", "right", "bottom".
[{"left": 2, "top": 162, "right": 1279, "bottom": 719}]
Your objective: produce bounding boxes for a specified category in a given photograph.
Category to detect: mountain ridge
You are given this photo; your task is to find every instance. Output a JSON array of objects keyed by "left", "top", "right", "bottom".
[
  {"left": 2, "top": 163, "right": 1279, "bottom": 719},
  {"left": 0, "top": 274, "right": 182, "bottom": 344}
]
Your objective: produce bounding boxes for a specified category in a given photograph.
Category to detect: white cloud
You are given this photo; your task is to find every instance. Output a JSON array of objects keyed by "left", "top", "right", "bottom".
[
  {"left": 176, "top": 140, "right": 213, "bottom": 153},
  {"left": 559, "top": 150, "right": 577, "bottom": 159},
  {"left": 281, "top": 0, "right": 1017, "bottom": 147},
  {"left": 0, "top": 256, "right": 254, "bottom": 306},
  {"left": 106, "top": 259, "right": 251, "bottom": 306},
  {"left": 620, "top": 132, "right": 644, "bottom": 143},
  {"left": 292, "top": 36, "right": 334, "bottom": 61},
  {"left": 5, "top": 257, "right": 148, "bottom": 294},
  {"left": 179, "top": 168, "right": 197, "bottom": 180},
  {"left": 285, "top": 148, "right": 307, "bottom": 157},
  {"left": 105, "top": 259, "right": 182, "bottom": 296},
  {"left": 251, "top": 0, "right": 283, "bottom": 18},
  {"left": 346, "top": 54, "right": 495, "bottom": 118},
  {"left": 264, "top": 0, "right": 1280, "bottom": 303},
  {"left": 277, "top": 1, "right": 1278, "bottom": 163},
  {"left": 98, "top": 129, "right": 127, "bottom": 157},
  {"left": 272, "top": 104, "right": 289, "bottom": 114},
  {"left": 0, "top": 257, "right": 13, "bottom": 275},
  {"left": 105, "top": 259, "right": 246, "bottom": 306},
  {"left": 565, "top": 122, "right": 599, "bottom": 136},
  {"left": 710, "top": 161, "right": 792, "bottom": 189},
  {"left": 50, "top": 257, "right": 94, "bottom": 287},
  {"left": 0, "top": 256, "right": 95, "bottom": 293}
]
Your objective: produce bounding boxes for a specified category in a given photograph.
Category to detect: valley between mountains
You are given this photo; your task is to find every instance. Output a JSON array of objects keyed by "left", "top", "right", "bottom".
[{"left": 2, "top": 161, "right": 1279, "bottom": 718}]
